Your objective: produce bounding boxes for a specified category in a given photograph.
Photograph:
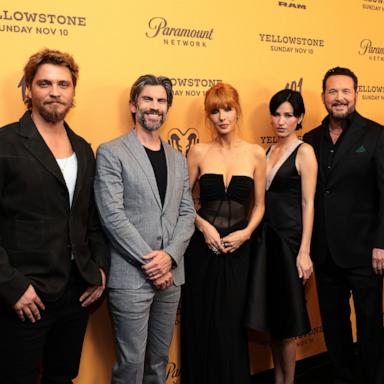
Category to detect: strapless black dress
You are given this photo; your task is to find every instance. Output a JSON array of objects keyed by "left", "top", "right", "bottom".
[{"left": 181, "top": 173, "right": 253, "bottom": 384}]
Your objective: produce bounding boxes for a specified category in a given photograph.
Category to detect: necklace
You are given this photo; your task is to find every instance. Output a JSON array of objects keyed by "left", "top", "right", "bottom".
[
  {"left": 329, "top": 127, "right": 342, "bottom": 137},
  {"left": 329, "top": 127, "right": 342, "bottom": 144}
]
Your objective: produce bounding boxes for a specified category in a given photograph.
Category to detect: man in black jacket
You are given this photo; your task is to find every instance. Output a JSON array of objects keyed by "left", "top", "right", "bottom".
[
  {"left": 0, "top": 49, "right": 109, "bottom": 384},
  {"left": 304, "top": 67, "right": 384, "bottom": 384}
]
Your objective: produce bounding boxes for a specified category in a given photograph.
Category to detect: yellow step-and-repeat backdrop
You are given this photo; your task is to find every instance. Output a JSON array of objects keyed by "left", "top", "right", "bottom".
[{"left": 1, "top": 1, "right": 383, "bottom": 382}]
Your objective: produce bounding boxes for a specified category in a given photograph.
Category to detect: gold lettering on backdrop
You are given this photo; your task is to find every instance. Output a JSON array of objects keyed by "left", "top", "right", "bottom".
[
  {"left": 359, "top": 39, "right": 384, "bottom": 55},
  {"left": 259, "top": 33, "right": 324, "bottom": 46},
  {"left": 170, "top": 78, "right": 222, "bottom": 87},
  {"left": 146, "top": 17, "right": 213, "bottom": 40},
  {"left": 0, "top": 9, "right": 86, "bottom": 26},
  {"left": 278, "top": 1, "right": 307, "bottom": 9}
]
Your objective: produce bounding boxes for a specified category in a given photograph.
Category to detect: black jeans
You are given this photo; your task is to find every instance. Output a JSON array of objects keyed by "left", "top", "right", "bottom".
[{"left": 0, "top": 263, "right": 88, "bottom": 384}]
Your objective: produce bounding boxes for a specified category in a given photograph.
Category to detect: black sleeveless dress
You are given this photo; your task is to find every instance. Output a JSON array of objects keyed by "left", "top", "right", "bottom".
[
  {"left": 246, "top": 145, "right": 311, "bottom": 338},
  {"left": 181, "top": 173, "right": 253, "bottom": 384}
]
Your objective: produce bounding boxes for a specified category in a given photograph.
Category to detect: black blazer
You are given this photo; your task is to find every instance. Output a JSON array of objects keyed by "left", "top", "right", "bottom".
[
  {"left": 0, "top": 111, "right": 109, "bottom": 307},
  {"left": 303, "top": 111, "right": 384, "bottom": 268}
]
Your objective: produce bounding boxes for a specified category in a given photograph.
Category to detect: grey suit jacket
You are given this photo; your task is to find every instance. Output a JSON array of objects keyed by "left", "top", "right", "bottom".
[{"left": 94, "top": 130, "right": 195, "bottom": 289}]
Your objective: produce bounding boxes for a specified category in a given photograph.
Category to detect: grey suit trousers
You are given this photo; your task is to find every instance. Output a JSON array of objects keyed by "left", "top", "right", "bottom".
[{"left": 108, "top": 282, "right": 180, "bottom": 384}]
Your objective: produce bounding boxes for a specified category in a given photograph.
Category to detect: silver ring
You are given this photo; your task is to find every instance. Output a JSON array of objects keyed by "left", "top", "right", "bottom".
[{"left": 209, "top": 245, "right": 220, "bottom": 255}]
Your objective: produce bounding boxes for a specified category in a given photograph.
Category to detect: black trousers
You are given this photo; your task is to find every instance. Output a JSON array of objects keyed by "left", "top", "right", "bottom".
[
  {"left": 315, "top": 256, "right": 383, "bottom": 384},
  {"left": 0, "top": 263, "right": 88, "bottom": 384}
]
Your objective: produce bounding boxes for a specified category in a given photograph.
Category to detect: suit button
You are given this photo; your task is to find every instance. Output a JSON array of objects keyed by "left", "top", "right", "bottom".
[
  {"left": 157, "top": 236, "right": 162, "bottom": 240},
  {"left": 67, "top": 244, "right": 71, "bottom": 249},
  {"left": 324, "top": 190, "right": 331, "bottom": 195}
]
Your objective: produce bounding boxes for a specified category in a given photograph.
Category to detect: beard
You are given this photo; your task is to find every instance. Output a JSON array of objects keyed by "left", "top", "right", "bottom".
[
  {"left": 326, "top": 99, "right": 356, "bottom": 121},
  {"left": 37, "top": 101, "right": 72, "bottom": 123},
  {"left": 136, "top": 107, "right": 166, "bottom": 132}
]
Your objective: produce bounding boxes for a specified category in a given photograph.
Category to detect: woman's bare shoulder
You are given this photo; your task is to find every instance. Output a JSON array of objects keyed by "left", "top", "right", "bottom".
[{"left": 189, "top": 142, "right": 209, "bottom": 155}]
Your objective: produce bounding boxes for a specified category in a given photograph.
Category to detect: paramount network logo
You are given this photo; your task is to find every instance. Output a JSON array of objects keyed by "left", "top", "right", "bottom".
[
  {"left": 145, "top": 17, "right": 214, "bottom": 48},
  {"left": 358, "top": 39, "right": 384, "bottom": 62}
]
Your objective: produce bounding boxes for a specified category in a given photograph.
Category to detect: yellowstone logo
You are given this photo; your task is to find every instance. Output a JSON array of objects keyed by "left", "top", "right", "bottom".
[
  {"left": 168, "top": 128, "right": 199, "bottom": 156},
  {"left": 170, "top": 78, "right": 222, "bottom": 96},
  {"left": 0, "top": 9, "right": 86, "bottom": 25},
  {"left": 358, "top": 84, "right": 384, "bottom": 101},
  {"left": 0, "top": 9, "right": 86, "bottom": 36},
  {"left": 168, "top": 75, "right": 222, "bottom": 102},
  {"left": 145, "top": 17, "right": 214, "bottom": 48},
  {"left": 259, "top": 33, "right": 324, "bottom": 55}
]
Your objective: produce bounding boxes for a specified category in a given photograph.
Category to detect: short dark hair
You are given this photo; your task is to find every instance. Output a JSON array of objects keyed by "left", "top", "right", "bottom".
[
  {"left": 322, "top": 66, "right": 358, "bottom": 92},
  {"left": 23, "top": 48, "right": 79, "bottom": 109},
  {"left": 129, "top": 74, "right": 173, "bottom": 121},
  {"left": 269, "top": 89, "right": 305, "bottom": 130}
]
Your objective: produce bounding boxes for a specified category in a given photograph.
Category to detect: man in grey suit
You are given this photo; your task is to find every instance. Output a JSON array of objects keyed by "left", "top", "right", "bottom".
[{"left": 94, "top": 74, "right": 196, "bottom": 384}]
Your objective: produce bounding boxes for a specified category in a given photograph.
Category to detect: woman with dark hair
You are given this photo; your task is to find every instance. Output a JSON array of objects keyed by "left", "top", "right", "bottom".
[
  {"left": 246, "top": 89, "right": 317, "bottom": 384},
  {"left": 181, "top": 83, "right": 266, "bottom": 384}
]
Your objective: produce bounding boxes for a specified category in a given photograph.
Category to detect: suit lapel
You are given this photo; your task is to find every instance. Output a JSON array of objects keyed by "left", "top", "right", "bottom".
[
  {"left": 330, "top": 114, "right": 366, "bottom": 171},
  {"left": 162, "top": 140, "right": 175, "bottom": 213},
  {"left": 19, "top": 111, "right": 66, "bottom": 187},
  {"left": 125, "top": 131, "right": 162, "bottom": 208},
  {"left": 67, "top": 127, "right": 86, "bottom": 208}
]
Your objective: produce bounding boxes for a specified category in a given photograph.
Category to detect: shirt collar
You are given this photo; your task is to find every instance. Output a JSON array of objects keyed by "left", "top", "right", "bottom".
[{"left": 321, "top": 110, "right": 359, "bottom": 135}]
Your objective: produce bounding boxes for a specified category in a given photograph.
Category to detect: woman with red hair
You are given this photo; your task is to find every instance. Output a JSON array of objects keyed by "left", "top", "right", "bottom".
[{"left": 181, "top": 83, "right": 266, "bottom": 384}]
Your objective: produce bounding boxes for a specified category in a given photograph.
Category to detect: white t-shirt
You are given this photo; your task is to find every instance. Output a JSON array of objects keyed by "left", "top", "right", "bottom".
[{"left": 56, "top": 152, "right": 78, "bottom": 207}]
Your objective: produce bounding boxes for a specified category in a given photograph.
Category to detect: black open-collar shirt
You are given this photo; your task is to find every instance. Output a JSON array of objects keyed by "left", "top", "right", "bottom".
[
  {"left": 144, "top": 143, "right": 167, "bottom": 206},
  {"left": 320, "top": 111, "right": 358, "bottom": 179}
]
